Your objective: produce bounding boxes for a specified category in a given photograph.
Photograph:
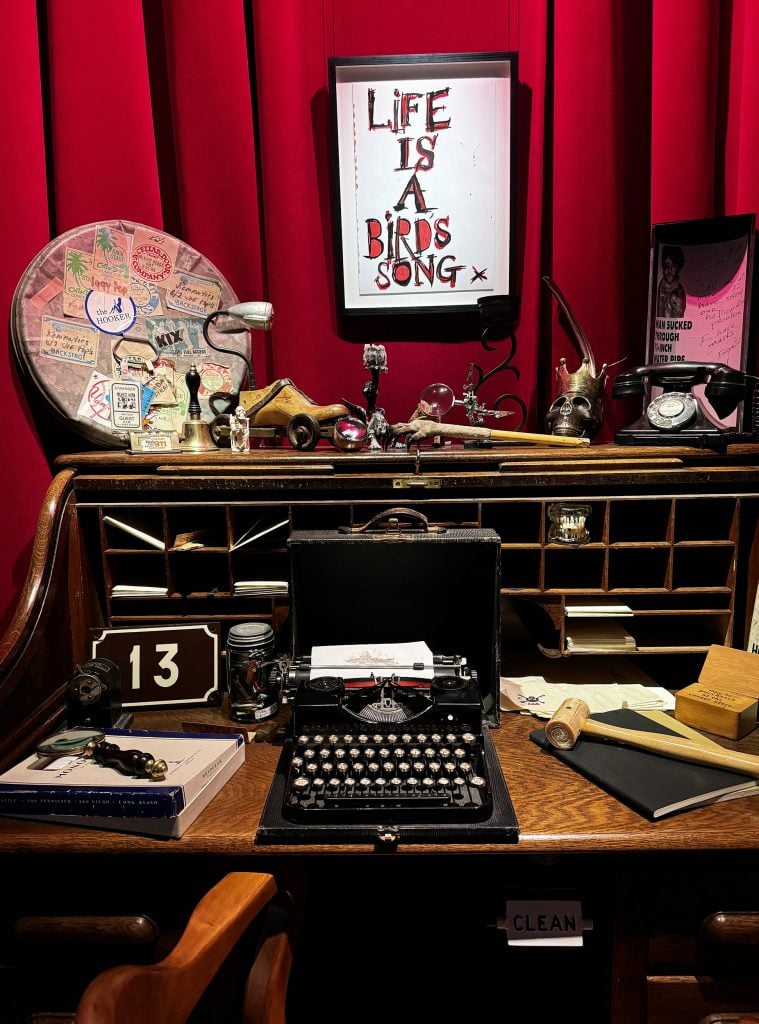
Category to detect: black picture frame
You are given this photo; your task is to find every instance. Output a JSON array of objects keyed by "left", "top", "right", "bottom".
[
  {"left": 645, "top": 214, "right": 755, "bottom": 429},
  {"left": 329, "top": 52, "right": 517, "bottom": 317}
]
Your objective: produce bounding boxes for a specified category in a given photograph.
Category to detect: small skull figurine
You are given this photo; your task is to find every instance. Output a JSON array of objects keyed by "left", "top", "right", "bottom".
[{"left": 545, "top": 358, "right": 606, "bottom": 440}]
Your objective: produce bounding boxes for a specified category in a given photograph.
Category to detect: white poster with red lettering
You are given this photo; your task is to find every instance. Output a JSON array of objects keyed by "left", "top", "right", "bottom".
[{"left": 353, "top": 78, "right": 496, "bottom": 297}]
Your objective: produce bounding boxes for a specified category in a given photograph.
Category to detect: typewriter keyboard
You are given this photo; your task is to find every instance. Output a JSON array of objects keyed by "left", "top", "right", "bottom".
[{"left": 283, "top": 721, "right": 493, "bottom": 823}]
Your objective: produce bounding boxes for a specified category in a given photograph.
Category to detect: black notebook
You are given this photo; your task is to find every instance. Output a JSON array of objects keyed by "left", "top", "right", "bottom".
[{"left": 531, "top": 709, "right": 759, "bottom": 820}]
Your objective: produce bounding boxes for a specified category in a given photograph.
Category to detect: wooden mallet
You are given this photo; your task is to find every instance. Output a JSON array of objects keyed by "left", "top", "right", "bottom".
[{"left": 545, "top": 698, "right": 759, "bottom": 777}]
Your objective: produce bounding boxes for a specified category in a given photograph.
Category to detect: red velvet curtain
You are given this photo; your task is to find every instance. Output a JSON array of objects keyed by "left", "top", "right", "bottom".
[{"left": 2, "top": 0, "right": 759, "bottom": 629}]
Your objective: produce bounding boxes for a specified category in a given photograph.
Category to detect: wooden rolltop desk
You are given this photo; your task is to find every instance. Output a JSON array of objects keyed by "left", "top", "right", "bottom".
[{"left": 3, "top": 442, "right": 759, "bottom": 771}]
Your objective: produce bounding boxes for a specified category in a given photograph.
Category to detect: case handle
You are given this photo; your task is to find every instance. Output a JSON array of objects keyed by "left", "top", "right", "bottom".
[{"left": 340, "top": 507, "right": 445, "bottom": 536}]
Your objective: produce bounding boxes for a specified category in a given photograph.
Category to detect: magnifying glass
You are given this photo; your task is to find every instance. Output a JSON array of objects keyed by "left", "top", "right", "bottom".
[
  {"left": 36, "top": 728, "right": 168, "bottom": 780},
  {"left": 419, "top": 383, "right": 456, "bottom": 418}
]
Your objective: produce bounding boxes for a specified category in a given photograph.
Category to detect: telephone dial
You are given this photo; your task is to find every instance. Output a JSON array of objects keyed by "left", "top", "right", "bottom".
[{"left": 612, "top": 362, "right": 749, "bottom": 449}]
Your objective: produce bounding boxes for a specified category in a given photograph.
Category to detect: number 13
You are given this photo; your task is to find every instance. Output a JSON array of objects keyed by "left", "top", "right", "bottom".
[{"left": 129, "top": 643, "right": 180, "bottom": 689}]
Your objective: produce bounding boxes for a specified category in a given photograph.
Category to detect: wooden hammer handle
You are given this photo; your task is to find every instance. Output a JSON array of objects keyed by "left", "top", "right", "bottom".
[{"left": 583, "top": 719, "right": 759, "bottom": 777}]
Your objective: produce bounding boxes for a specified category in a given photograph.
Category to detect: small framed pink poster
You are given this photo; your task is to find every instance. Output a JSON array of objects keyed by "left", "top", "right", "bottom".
[
  {"left": 645, "top": 214, "right": 755, "bottom": 428},
  {"left": 329, "top": 52, "right": 517, "bottom": 316}
]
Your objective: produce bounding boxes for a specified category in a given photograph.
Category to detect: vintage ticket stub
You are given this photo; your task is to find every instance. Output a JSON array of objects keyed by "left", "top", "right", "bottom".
[{"left": 40, "top": 317, "right": 100, "bottom": 366}]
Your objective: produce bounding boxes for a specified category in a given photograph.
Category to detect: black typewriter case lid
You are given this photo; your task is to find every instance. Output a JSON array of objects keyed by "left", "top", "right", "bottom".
[{"left": 287, "top": 527, "right": 501, "bottom": 722}]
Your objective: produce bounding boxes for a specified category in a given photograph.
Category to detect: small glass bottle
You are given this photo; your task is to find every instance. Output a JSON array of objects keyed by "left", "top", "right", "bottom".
[{"left": 226, "top": 623, "right": 277, "bottom": 723}]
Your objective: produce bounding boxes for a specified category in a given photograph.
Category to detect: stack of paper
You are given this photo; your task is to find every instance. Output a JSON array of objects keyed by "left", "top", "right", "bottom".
[
  {"left": 500, "top": 678, "right": 675, "bottom": 718},
  {"left": 233, "top": 580, "right": 288, "bottom": 597},
  {"left": 111, "top": 584, "right": 168, "bottom": 598},
  {"left": 565, "top": 619, "right": 637, "bottom": 653},
  {"left": 565, "top": 597, "right": 633, "bottom": 618}
]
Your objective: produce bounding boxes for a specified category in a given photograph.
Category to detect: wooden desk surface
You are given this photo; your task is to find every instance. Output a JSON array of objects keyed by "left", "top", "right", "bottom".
[{"left": 0, "top": 707, "right": 756, "bottom": 857}]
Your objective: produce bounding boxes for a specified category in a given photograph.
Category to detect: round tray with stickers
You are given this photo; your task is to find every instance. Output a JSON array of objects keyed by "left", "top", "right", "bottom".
[{"left": 11, "top": 220, "right": 248, "bottom": 448}]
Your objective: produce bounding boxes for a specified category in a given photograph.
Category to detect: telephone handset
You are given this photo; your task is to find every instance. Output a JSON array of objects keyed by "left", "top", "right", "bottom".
[{"left": 612, "top": 362, "right": 748, "bottom": 448}]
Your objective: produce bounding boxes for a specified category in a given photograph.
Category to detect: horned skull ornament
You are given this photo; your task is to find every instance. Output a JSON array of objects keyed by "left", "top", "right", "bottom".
[
  {"left": 546, "top": 358, "right": 606, "bottom": 439},
  {"left": 543, "top": 277, "right": 608, "bottom": 441}
]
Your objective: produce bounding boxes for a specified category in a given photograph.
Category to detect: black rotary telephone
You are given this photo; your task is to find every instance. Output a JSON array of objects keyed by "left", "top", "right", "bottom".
[{"left": 612, "top": 362, "right": 748, "bottom": 449}]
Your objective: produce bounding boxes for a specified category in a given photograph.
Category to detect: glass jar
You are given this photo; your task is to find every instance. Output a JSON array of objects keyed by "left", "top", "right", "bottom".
[{"left": 226, "top": 622, "right": 278, "bottom": 723}]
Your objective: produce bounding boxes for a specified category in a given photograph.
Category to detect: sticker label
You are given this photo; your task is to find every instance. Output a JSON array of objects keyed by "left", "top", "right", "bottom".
[
  {"left": 40, "top": 317, "right": 99, "bottom": 366},
  {"left": 110, "top": 381, "right": 142, "bottom": 429},
  {"left": 63, "top": 249, "right": 94, "bottom": 317},
  {"left": 76, "top": 371, "right": 112, "bottom": 424},
  {"left": 130, "top": 227, "right": 179, "bottom": 283},
  {"left": 91, "top": 225, "right": 131, "bottom": 295},
  {"left": 164, "top": 271, "right": 222, "bottom": 316},
  {"left": 29, "top": 277, "right": 64, "bottom": 311},
  {"left": 85, "top": 290, "right": 137, "bottom": 334}
]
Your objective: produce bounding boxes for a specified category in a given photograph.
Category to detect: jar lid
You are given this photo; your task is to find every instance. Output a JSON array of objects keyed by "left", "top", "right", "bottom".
[{"left": 227, "top": 622, "right": 275, "bottom": 649}]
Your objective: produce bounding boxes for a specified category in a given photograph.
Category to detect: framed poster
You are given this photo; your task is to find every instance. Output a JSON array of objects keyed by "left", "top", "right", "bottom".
[
  {"left": 329, "top": 52, "right": 517, "bottom": 316},
  {"left": 645, "top": 214, "right": 755, "bottom": 429}
]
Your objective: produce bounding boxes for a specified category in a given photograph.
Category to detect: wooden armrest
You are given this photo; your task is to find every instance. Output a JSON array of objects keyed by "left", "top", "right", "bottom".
[{"left": 76, "top": 872, "right": 278, "bottom": 1024}]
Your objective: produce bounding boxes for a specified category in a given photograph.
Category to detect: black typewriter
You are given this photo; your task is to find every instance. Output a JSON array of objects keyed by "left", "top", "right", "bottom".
[{"left": 280, "top": 657, "right": 494, "bottom": 824}]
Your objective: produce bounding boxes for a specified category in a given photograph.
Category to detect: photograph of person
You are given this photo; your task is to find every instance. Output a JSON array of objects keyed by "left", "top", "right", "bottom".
[{"left": 656, "top": 244, "right": 686, "bottom": 318}]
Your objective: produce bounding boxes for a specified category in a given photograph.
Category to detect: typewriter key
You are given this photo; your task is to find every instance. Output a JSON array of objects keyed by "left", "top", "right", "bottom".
[
  {"left": 462, "top": 732, "right": 477, "bottom": 745},
  {"left": 389, "top": 777, "right": 402, "bottom": 789},
  {"left": 364, "top": 747, "right": 376, "bottom": 760},
  {"left": 378, "top": 747, "right": 391, "bottom": 759},
  {"left": 358, "top": 734, "right": 369, "bottom": 744},
  {"left": 343, "top": 734, "right": 354, "bottom": 745},
  {"left": 306, "top": 763, "right": 318, "bottom": 775},
  {"left": 333, "top": 748, "right": 346, "bottom": 760},
  {"left": 413, "top": 761, "right": 425, "bottom": 774},
  {"left": 313, "top": 734, "right": 324, "bottom": 745},
  {"left": 422, "top": 777, "right": 435, "bottom": 788},
  {"left": 322, "top": 763, "right": 334, "bottom": 776},
  {"left": 459, "top": 761, "right": 472, "bottom": 774},
  {"left": 337, "top": 762, "right": 349, "bottom": 775},
  {"left": 387, "top": 734, "right": 398, "bottom": 744},
  {"left": 344, "top": 777, "right": 356, "bottom": 788},
  {"left": 454, "top": 748, "right": 466, "bottom": 759},
  {"left": 368, "top": 762, "right": 380, "bottom": 774},
  {"left": 439, "top": 777, "right": 452, "bottom": 788},
  {"left": 416, "top": 733, "right": 428, "bottom": 744},
  {"left": 401, "top": 733, "right": 412, "bottom": 744},
  {"left": 398, "top": 762, "right": 410, "bottom": 774},
  {"left": 291, "top": 757, "right": 304, "bottom": 770},
  {"left": 407, "top": 777, "right": 419, "bottom": 787},
  {"left": 424, "top": 747, "right": 436, "bottom": 759},
  {"left": 429, "top": 761, "right": 441, "bottom": 774},
  {"left": 297, "top": 735, "right": 309, "bottom": 746},
  {"left": 303, "top": 749, "right": 316, "bottom": 760},
  {"left": 444, "top": 762, "right": 456, "bottom": 774},
  {"left": 372, "top": 734, "right": 383, "bottom": 745},
  {"left": 312, "top": 778, "right": 325, "bottom": 790},
  {"left": 393, "top": 748, "right": 405, "bottom": 759},
  {"left": 409, "top": 747, "right": 422, "bottom": 760},
  {"left": 470, "top": 775, "right": 487, "bottom": 788},
  {"left": 328, "top": 734, "right": 340, "bottom": 745},
  {"left": 453, "top": 777, "right": 466, "bottom": 787},
  {"left": 348, "top": 747, "right": 361, "bottom": 759},
  {"left": 293, "top": 777, "right": 309, "bottom": 792},
  {"left": 383, "top": 762, "right": 394, "bottom": 774},
  {"left": 431, "top": 733, "right": 442, "bottom": 744},
  {"left": 353, "top": 762, "right": 365, "bottom": 775},
  {"left": 445, "top": 733, "right": 457, "bottom": 744},
  {"left": 439, "top": 747, "right": 451, "bottom": 759},
  {"left": 373, "top": 777, "right": 387, "bottom": 788},
  {"left": 328, "top": 778, "right": 340, "bottom": 789}
]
